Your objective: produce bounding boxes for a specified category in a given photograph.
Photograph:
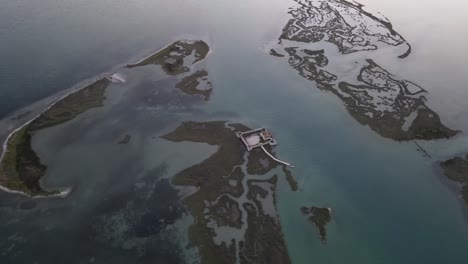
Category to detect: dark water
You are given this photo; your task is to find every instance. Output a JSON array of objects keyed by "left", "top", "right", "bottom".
[
  {"left": 0, "top": 65, "right": 220, "bottom": 263},
  {"left": 0, "top": 168, "right": 186, "bottom": 263}
]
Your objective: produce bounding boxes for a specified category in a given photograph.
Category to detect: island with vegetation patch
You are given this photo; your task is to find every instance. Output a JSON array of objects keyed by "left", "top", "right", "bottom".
[
  {"left": 301, "top": 206, "right": 332, "bottom": 243},
  {"left": 0, "top": 39, "right": 213, "bottom": 197},
  {"left": 440, "top": 154, "right": 468, "bottom": 204},
  {"left": 162, "top": 121, "right": 295, "bottom": 264},
  {"left": 271, "top": 0, "right": 458, "bottom": 141},
  {"left": 0, "top": 78, "right": 111, "bottom": 196}
]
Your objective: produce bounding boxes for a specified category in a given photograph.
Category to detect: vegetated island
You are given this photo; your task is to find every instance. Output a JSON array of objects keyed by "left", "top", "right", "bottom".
[
  {"left": 175, "top": 70, "right": 213, "bottom": 101},
  {"left": 336, "top": 60, "right": 458, "bottom": 141},
  {"left": 274, "top": 47, "right": 457, "bottom": 141},
  {"left": 0, "top": 78, "right": 111, "bottom": 196},
  {"left": 162, "top": 121, "right": 295, "bottom": 264},
  {"left": 273, "top": 0, "right": 459, "bottom": 141},
  {"left": 126, "top": 40, "right": 210, "bottom": 75},
  {"left": 281, "top": 45, "right": 458, "bottom": 140},
  {"left": 127, "top": 40, "right": 214, "bottom": 100},
  {"left": 0, "top": 39, "right": 213, "bottom": 197},
  {"left": 279, "top": 0, "right": 411, "bottom": 58},
  {"left": 283, "top": 165, "right": 298, "bottom": 191},
  {"left": 301, "top": 206, "right": 332, "bottom": 243},
  {"left": 440, "top": 154, "right": 468, "bottom": 204}
]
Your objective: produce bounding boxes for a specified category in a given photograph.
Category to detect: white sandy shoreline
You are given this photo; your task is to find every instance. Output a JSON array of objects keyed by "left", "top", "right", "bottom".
[
  {"left": 0, "top": 185, "right": 72, "bottom": 199},
  {"left": 0, "top": 75, "right": 115, "bottom": 198},
  {"left": 0, "top": 38, "right": 212, "bottom": 198}
]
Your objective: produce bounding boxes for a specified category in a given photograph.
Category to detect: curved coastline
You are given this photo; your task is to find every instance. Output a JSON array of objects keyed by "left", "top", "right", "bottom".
[
  {"left": 0, "top": 78, "right": 111, "bottom": 196},
  {"left": 0, "top": 39, "right": 212, "bottom": 197},
  {"left": 0, "top": 185, "right": 72, "bottom": 199}
]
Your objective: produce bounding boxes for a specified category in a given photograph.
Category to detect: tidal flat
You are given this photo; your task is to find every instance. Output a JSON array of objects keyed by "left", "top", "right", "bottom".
[{"left": 272, "top": 0, "right": 458, "bottom": 141}]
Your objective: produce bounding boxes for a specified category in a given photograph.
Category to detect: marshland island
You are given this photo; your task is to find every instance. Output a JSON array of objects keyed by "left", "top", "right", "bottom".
[
  {"left": 162, "top": 121, "right": 298, "bottom": 264},
  {"left": 301, "top": 206, "right": 332, "bottom": 243},
  {"left": 0, "top": 78, "right": 111, "bottom": 195},
  {"left": 0, "top": 38, "right": 302, "bottom": 264},
  {"left": 272, "top": 0, "right": 458, "bottom": 141}
]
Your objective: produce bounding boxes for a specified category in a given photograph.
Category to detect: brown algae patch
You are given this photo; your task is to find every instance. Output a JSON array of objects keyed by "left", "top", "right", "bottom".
[
  {"left": 161, "top": 121, "right": 292, "bottom": 264},
  {"left": 175, "top": 70, "right": 213, "bottom": 101},
  {"left": 126, "top": 40, "right": 210, "bottom": 75},
  {"left": 440, "top": 154, "right": 468, "bottom": 204},
  {"left": 301, "top": 206, "right": 332, "bottom": 243},
  {"left": 0, "top": 78, "right": 111, "bottom": 196}
]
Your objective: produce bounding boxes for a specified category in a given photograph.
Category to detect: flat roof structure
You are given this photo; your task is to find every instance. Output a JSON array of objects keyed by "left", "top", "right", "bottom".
[
  {"left": 246, "top": 135, "right": 261, "bottom": 146},
  {"left": 236, "top": 128, "right": 277, "bottom": 151},
  {"left": 236, "top": 128, "right": 294, "bottom": 167}
]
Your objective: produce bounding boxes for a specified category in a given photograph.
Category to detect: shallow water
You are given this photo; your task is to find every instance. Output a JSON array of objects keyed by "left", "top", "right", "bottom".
[{"left": 1, "top": 0, "right": 468, "bottom": 263}]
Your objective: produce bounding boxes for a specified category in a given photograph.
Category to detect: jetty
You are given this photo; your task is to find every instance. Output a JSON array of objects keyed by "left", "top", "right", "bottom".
[
  {"left": 236, "top": 128, "right": 294, "bottom": 167},
  {"left": 414, "top": 141, "right": 432, "bottom": 158}
]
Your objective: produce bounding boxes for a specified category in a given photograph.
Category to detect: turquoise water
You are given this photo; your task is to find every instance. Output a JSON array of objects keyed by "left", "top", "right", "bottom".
[{"left": 1, "top": 0, "right": 468, "bottom": 263}]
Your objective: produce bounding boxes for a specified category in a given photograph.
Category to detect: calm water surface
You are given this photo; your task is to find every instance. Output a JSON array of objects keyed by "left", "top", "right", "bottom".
[{"left": 1, "top": 0, "right": 468, "bottom": 263}]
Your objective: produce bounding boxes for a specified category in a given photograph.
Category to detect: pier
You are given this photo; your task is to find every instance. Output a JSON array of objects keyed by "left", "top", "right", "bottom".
[
  {"left": 236, "top": 128, "right": 294, "bottom": 167},
  {"left": 260, "top": 145, "right": 294, "bottom": 167}
]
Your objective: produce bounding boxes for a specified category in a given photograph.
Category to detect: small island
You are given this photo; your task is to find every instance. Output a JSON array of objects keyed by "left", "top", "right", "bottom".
[
  {"left": 301, "top": 206, "right": 332, "bottom": 243},
  {"left": 175, "top": 70, "right": 213, "bottom": 101},
  {"left": 440, "top": 154, "right": 468, "bottom": 204},
  {"left": 283, "top": 165, "right": 298, "bottom": 191}
]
